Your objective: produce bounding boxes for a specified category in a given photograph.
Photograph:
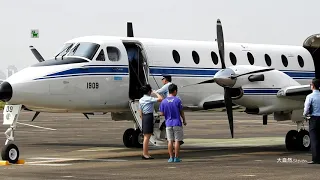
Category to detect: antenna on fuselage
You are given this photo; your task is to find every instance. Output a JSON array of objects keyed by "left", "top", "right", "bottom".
[
  {"left": 29, "top": 46, "right": 45, "bottom": 62},
  {"left": 127, "top": 22, "right": 134, "bottom": 37}
]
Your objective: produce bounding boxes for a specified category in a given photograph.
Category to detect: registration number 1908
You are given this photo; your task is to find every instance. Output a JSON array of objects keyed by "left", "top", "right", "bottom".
[{"left": 87, "top": 82, "right": 99, "bottom": 89}]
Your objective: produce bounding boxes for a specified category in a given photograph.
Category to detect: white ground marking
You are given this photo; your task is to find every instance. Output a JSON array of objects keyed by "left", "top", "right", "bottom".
[
  {"left": 27, "top": 157, "right": 128, "bottom": 164},
  {"left": 27, "top": 164, "right": 71, "bottom": 166},
  {"left": 27, "top": 157, "right": 82, "bottom": 164},
  {"left": 17, "top": 122, "right": 57, "bottom": 131},
  {"left": 241, "top": 175, "right": 256, "bottom": 177}
]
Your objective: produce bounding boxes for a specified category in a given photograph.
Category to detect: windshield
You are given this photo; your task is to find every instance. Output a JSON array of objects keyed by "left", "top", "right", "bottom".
[
  {"left": 54, "top": 43, "right": 74, "bottom": 59},
  {"left": 66, "top": 42, "right": 100, "bottom": 60}
]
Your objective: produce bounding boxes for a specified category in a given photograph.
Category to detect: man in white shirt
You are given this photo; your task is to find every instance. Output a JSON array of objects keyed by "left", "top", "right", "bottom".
[{"left": 156, "top": 75, "right": 172, "bottom": 98}]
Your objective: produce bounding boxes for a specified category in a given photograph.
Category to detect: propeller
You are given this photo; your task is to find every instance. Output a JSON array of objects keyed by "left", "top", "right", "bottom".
[
  {"left": 216, "top": 19, "right": 234, "bottom": 138},
  {"left": 181, "top": 79, "right": 215, "bottom": 88},
  {"left": 29, "top": 46, "right": 45, "bottom": 62}
]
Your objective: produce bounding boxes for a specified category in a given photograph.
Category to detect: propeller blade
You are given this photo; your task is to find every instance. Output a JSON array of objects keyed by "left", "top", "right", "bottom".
[
  {"left": 181, "top": 78, "right": 215, "bottom": 88},
  {"left": 216, "top": 19, "right": 225, "bottom": 69},
  {"left": 224, "top": 87, "right": 234, "bottom": 138},
  {"left": 127, "top": 22, "right": 134, "bottom": 37},
  {"left": 231, "top": 68, "right": 274, "bottom": 79},
  {"left": 31, "top": 111, "right": 40, "bottom": 122},
  {"left": 29, "top": 46, "right": 45, "bottom": 62}
]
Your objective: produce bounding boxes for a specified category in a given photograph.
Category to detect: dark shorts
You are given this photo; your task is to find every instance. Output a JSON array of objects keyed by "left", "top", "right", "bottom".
[{"left": 142, "top": 113, "right": 154, "bottom": 134}]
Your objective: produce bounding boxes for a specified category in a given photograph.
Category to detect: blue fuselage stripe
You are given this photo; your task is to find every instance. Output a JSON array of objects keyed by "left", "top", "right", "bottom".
[{"left": 35, "top": 66, "right": 315, "bottom": 81}]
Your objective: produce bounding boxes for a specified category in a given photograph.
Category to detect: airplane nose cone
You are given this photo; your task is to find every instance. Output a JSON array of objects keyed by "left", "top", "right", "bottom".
[
  {"left": 0, "top": 81, "right": 13, "bottom": 102},
  {"left": 213, "top": 68, "right": 236, "bottom": 88}
]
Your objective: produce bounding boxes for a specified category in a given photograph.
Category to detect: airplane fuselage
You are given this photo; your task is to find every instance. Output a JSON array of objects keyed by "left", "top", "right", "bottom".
[{"left": 2, "top": 36, "right": 317, "bottom": 116}]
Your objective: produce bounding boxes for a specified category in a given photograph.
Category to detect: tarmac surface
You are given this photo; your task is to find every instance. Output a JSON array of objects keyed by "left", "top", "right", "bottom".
[{"left": 0, "top": 110, "right": 318, "bottom": 180}]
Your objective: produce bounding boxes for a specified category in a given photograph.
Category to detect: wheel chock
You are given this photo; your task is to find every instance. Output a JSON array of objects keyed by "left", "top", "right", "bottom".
[
  {"left": 16, "top": 159, "right": 25, "bottom": 164},
  {"left": 0, "top": 159, "right": 25, "bottom": 165},
  {"left": 0, "top": 161, "right": 9, "bottom": 165}
]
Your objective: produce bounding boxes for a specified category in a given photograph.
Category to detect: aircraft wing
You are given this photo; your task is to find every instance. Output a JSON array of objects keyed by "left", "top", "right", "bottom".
[{"left": 276, "top": 85, "right": 311, "bottom": 101}]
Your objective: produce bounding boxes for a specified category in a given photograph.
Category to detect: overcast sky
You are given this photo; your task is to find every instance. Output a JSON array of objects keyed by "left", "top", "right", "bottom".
[{"left": 0, "top": 0, "right": 319, "bottom": 78}]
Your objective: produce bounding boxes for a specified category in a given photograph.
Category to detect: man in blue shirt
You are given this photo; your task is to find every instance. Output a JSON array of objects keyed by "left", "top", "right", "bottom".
[
  {"left": 159, "top": 83, "right": 187, "bottom": 163},
  {"left": 303, "top": 78, "right": 320, "bottom": 164}
]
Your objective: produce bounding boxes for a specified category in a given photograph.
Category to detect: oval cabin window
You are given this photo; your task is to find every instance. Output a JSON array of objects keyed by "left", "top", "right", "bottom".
[
  {"left": 172, "top": 50, "right": 180, "bottom": 64},
  {"left": 265, "top": 54, "right": 272, "bottom": 66},
  {"left": 281, "top": 55, "right": 288, "bottom": 67},
  {"left": 192, "top": 51, "right": 200, "bottom": 64},
  {"left": 211, "top": 51, "right": 218, "bottom": 65},
  {"left": 107, "top": 47, "right": 120, "bottom": 61},
  {"left": 247, "top": 52, "right": 254, "bottom": 65},
  {"left": 297, "top": 55, "right": 304, "bottom": 67},
  {"left": 229, "top": 52, "right": 237, "bottom": 65}
]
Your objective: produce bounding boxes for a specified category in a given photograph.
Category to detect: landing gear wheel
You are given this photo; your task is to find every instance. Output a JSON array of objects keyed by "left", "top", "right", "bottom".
[
  {"left": 123, "top": 128, "right": 135, "bottom": 148},
  {"left": 133, "top": 129, "right": 143, "bottom": 148},
  {"left": 285, "top": 130, "right": 298, "bottom": 151},
  {"left": 297, "top": 130, "right": 311, "bottom": 151},
  {"left": 1, "top": 143, "right": 19, "bottom": 163}
]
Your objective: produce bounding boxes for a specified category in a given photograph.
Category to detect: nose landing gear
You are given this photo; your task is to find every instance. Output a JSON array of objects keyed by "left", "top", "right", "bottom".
[{"left": 1, "top": 105, "right": 22, "bottom": 164}]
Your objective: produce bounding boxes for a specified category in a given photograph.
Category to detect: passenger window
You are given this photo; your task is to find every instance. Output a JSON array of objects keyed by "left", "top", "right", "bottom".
[
  {"left": 172, "top": 50, "right": 180, "bottom": 64},
  {"left": 247, "top": 52, "right": 254, "bottom": 65},
  {"left": 96, "top": 49, "right": 105, "bottom": 61},
  {"left": 298, "top": 55, "right": 304, "bottom": 67},
  {"left": 192, "top": 51, "right": 200, "bottom": 64},
  {"left": 229, "top": 52, "right": 237, "bottom": 65},
  {"left": 265, "top": 54, "right": 272, "bottom": 66},
  {"left": 107, "top": 47, "right": 120, "bottom": 61},
  {"left": 281, "top": 55, "right": 288, "bottom": 67},
  {"left": 211, "top": 51, "right": 218, "bottom": 65}
]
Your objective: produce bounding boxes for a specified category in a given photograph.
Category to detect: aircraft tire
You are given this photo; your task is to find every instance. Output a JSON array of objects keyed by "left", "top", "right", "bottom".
[
  {"left": 296, "top": 130, "right": 311, "bottom": 151},
  {"left": 285, "top": 130, "right": 298, "bottom": 151},
  {"left": 1, "top": 143, "right": 19, "bottom": 163},
  {"left": 123, "top": 128, "right": 135, "bottom": 148},
  {"left": 133, "top": 129, "right": 143, "bottom": 148}
]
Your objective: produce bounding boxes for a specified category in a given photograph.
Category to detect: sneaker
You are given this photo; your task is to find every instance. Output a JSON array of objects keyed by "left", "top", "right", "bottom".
[
  {"left": 174, "top": 157, "right": 181, "bottom": 162},
  {"left": 168, "top": 157, "right": 174, "bottom": 163}
]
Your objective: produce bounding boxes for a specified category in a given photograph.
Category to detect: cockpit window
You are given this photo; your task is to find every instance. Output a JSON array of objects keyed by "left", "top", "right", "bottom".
[
  {"left": 55, "top": 43, "right": 74, "bottom": 59},
  {"left": 96, "top": 49, "right": 105, "bottom": 61},
  {"left": 31, "top": 57, "right": 89, "bottom": 67},
  {"left": 66, "top": 42, "right": 100, "bottom": 60},
  {"left": 107, "top": 47, "right": 120, "bottom": 61}
]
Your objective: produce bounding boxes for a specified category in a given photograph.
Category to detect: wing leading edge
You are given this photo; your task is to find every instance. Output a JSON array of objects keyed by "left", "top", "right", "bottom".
[{"left": 277, "top": 85, "right": 311, "bottom": 101}]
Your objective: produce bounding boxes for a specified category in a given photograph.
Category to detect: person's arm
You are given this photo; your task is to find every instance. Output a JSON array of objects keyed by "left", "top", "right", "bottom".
[
  {"left": 180, "top": 110, "right": 186, "bottom": 126},
  {"left": 159, "top": 102, "right": 164, "bottom": 116},
  {"left": 155, "top": 84, "right": 167, "bottom": 95},
  {"left": 178, "top": 99, "right": 187, "bottom": 126},
  {"left": 152, "top": 90, "right": 163, "bottom": 102},
  {"left": 139, "top": 103, "right": 143, "bottom": 119},
  {"left": 303, "top": 95, "right": 311, "bottom": 117}
]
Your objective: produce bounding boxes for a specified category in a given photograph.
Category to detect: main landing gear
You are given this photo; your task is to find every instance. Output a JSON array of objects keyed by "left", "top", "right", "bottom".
[
  {"left": 123, "top": 127, "right": 143, "bottom": 148},
  {"left": 285, "top": 121, "right": 311, "bottom": 151},
  {"left": 1, "top": 105, "right": 22, "bottom": 163}
]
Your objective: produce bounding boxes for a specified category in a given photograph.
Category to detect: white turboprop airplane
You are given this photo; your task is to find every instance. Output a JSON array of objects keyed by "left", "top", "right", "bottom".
[{"left": 0, "top": 20, "right": 318, "bottom": 163}]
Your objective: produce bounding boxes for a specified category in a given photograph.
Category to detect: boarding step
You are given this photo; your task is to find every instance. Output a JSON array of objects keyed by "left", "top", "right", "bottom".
[{"left": 129, "top": 100, "right": 167, "bottom": 146}]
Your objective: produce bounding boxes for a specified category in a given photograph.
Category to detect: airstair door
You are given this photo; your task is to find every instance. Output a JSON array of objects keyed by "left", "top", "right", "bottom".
[{"left": 129, "top": 100, "right": 167, "bottom": 146}]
